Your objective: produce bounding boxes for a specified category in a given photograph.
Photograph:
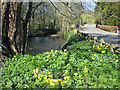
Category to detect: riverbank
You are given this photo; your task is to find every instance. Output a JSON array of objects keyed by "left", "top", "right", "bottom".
[
  {"left": 28, "top": 29, "right": 59, "bottom": 38},
  {"left": 1, "top": 28, "right": 119, "bottom": 88}
]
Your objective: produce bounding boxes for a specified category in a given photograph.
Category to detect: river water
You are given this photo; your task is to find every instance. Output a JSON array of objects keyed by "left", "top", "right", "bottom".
[{"left": 26, "top": 36, "right": 66, "bottom": 55}]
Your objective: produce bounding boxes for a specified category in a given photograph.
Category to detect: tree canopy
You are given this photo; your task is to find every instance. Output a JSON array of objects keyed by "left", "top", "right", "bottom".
[{"left": 95, "top": 2, "right": 119, "bottom": 26}]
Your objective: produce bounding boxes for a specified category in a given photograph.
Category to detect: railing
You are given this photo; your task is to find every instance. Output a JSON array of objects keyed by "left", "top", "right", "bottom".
[
  {"left": 77, "top": 29, "right": 120, "bottom": 57},
  {"left": 96, "top": 24, "right": 118, "bottom": 33}
]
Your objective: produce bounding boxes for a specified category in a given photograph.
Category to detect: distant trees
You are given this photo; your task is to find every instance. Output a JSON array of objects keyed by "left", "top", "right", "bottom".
[
  {"left": 81, "top": 12, "right": 95, "bottom": 25},
  {"left": 95, "top": 2, "right": 119, "bottom": 26}
]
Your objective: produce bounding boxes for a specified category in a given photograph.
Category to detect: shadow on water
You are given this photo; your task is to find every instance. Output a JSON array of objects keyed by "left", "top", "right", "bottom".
[{"left": 26, "top": 36, "right": 66, "bottom": 55}]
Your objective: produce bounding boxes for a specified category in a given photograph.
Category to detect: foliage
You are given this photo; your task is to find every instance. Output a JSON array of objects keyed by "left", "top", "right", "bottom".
[
  {"left": 81, "top": 13, "right": 95, "bottom": 25},
  {"left": 64, "top": 28, "right": 77, "bottom": 39},
  {"left": 1, "top": 34, "right": 119, "bottom": 88},
  {"left": 95, "top": 2, "right": 119, "bottom": 26}
]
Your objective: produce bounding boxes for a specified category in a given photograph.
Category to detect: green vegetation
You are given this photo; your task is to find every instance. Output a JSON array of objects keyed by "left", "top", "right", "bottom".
[
  {"left": 81, "top": 13, "right": 95, "bottom": 25},
  {"left": 95, "top": 2, "right": 119, "bottom": 26},
  {"left": 64, "top": 28, "right": 77, "bottom": 38},
  {"left": 1, "top": 31, "right": 119, "bottom": 88},
  {"left": 28, "top": 29, "right": 58, "bottom": 37}
]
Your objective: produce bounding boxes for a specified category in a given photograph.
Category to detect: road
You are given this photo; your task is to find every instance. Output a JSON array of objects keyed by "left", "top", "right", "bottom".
[{"left": 79, "top": 26, "right": 120, "bottom": 48}]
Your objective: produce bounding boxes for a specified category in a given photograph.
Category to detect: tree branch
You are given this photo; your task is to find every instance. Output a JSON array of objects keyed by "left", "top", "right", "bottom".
[
  {"left": 61, "top": 2, "right": 75, "bottom": 16},
  {"left": 50, "top": 2, "right": 71, "bottom": 19},
  {"left": 31, "top": 2, "right": 43, "bottom": 15}
]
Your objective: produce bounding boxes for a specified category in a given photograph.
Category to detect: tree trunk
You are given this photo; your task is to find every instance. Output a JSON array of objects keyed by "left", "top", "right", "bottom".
[
  {"left": 2, "top": 2, "right": 22, "bottom": 57},
  {"left": 22, "top": 2, "right": 32, "bottom": 54},
  {"left": 2, "top": 2, "right": 13, "bottom": 57}
]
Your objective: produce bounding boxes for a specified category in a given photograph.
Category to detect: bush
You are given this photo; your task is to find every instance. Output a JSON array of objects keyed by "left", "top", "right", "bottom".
[
  {"left": 1, "top": 34, "right": 119, "bottom": 88},
  {"left": 64, "top": 28, "right": 77, "bottom": 38}
]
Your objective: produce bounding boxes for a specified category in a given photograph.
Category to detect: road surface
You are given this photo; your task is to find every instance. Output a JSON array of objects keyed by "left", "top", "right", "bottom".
[{"left": 79, "top": 26, "right": 120, "bottom": 48}]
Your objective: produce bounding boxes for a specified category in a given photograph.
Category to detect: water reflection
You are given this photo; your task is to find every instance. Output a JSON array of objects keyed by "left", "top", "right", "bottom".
[{"left": 26, "top": 36, "right": 66, "bottom": 55}]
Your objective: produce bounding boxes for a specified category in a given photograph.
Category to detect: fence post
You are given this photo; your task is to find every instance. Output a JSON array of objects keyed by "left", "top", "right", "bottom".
[
  {"left": 94, "top": 37, "right": 97, "bottom": 44},
  {"left": 110, "top": 43, "right": 116, "bottom": 53},
  {"left": 100, "top": 38, "right": 104, "bottom": 46},
  {"left": 117, "top": 27, "right": 120, "bottom": 34}
]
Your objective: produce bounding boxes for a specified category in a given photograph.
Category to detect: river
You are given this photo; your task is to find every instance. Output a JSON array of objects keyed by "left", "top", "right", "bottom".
[{"left": 26, "top": 36, "right": 66, "bottom": 55}]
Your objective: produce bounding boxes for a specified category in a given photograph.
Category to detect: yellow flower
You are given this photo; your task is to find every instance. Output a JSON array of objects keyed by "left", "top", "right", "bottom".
[
  {"left": 64, "top": 49, "right": 67, "bottom": 52},
  {"left": 115, "top": 50, "right": 118, "bottom": 52},
  {"left": 93, "top": 45, "right": 95, "bottom": 48},
  {"left": 34, "top": 73, "right": 37, "bottom": 78},
  {"left": 85, "top": 70, "right": 88, "bottom": 72},
  {"left": 92, "top": 57, "right": 94, "bottom": 60},
  {"left": 58, "top": 79, "right": 62, "bottom": 82},
  {"left": 74, "top": 73, "right": 77, "bottom": 76},
  {"left": 101, "top": 50, "right": 106, "bottom": 54},
  {"left": 64, "top": 77, "right": 67, "bottom": 80},
  {"left": 94, "top": 54, "right": 96, "bottom": 56},
  {"left": 55, "top": 50, "right": 58, "bottom": 52},
  {"left": 46, "top": 79, "right": 49, "bottom": 83},
  {"left": 52, "top": 54, "right": 55, "bottom": 57},
  {"left": 50, "top": 82, "right": 56, "bottom": 86},
  {"left": 79, "top": 75, "right": 81, "bottom": 79},
  {"left": 64, "top": 81, "right": 67, "bottom": 83},
  {"left": 61, "top": 82, "right": 65, "bottom": 87},
  {"left": 100, "top": 60, "right": 103, "bottom": 62},
  {"left": 49, "top": 75, "right": 53, "bottom": 78},
  {"left": 90, "top": 40, "right": 93, "bottom": 42},
  {"left": 46, "top": 52, "right": 49, "bottom": 54},
  {"left": 105, "top": 47, "right": 107, "bottom": 49},
  {"left": 50, "top": 79, "right": 53, "bottom": 82},
  {"left": 60, "top": 50, "right": 63, "bottom": 54},
  {"left": 38, "top": 77, "right": 42, "bottom": 80},
  {"left": 84, "top": 74, "right": 88, "bottom": 77},
  {"left": 33, "top": 69, "right": 36, "bottom": 73},
  {"left": 36, "top": 68, "right": 39, "bottom": 73},
  {"left": 39, "top": 74, "right": 43, "bottom": 77},
  {"left": 64, "top": 76, "right": 70, "bottom": 80},
  {"left": 88, "top": 50, "right": 90, "bottom": 52},
  {"left": 62, "top": 74, "right": 65, "bottom": 76},
  {"left": 116, "top": 60, "right": 118, "bottom": 63},
  {"left": 48, "top": 72, "right": 51, "bottom": 75},
  {"left": 98, "top": 48, "right": 101, "bottom": 51},
  {"left": 47, "top": 55, "right": 50, "bottom": 58},
  {"left": 66, "top": 76, "right": 70, "bottom": 80},
  {"left": 56, "top": 72, "right": 60, "bottom": 75},
  {"left": 110, "top": 61, "right": 112, "bottom": 63},
  {"left": 97, "top": 47, "right": 101, "bottom": 50},
  {"left": 44, "top": 75, "right": 47, "bottom": 79},
  {"left": 51, "top": 50, "right": 54, "bottom": 52},
  {"left": 65, "top": 70, "right": 68, "bottom": 74},
  {"left": 84, "top": 66, "right": 87, "bottom": 70},
  {"left": 43, "top": 71, "right": 45, "bottom": 73},
  {"left": 44, "top": 77, "right": 47, "bottom": 80},
  {"left": 48, "top": 78, "right": 50, "bottom": 81}
]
